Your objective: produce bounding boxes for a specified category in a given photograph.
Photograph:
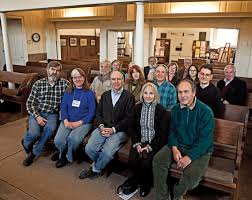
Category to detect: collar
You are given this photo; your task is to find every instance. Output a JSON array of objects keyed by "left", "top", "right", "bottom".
[
  {"left": 200, "top": 83, "right": 209, "bottom": 89},
  {"left": 111, "top": 87, "right": 123, "bottom": 95},
  {"left": 180, "top": 97, "right": 197, "bottom": 110},
  {"left": 224, "top": 77, "right": 234, "bottom": 84}
]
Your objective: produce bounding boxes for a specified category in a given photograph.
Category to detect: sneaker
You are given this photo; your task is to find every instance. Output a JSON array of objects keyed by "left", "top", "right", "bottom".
[
  {"left": 55, "top": 158, "right": 69, "bottom": 168},
  {"left": 23, "top": 152, "right": 36, "bottom": 167},
  {"left": 51, "top": 151, "right": 60, "bottom": 161},
  {"left": 79, "top": 168, "right": 103, "bottom": 180}
]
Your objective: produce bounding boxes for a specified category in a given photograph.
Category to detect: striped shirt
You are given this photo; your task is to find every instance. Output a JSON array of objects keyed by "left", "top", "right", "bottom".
[
  {"left": 155, "top": 80, "right": 177, "bottom": 110},
  {"left": 26, "top": 78, "right": 69, "bottom": 118}
]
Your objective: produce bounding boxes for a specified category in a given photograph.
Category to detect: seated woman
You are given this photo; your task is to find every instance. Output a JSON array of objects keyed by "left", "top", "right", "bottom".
[
  {"left": 186, "top": 64, "right": 199, "bottom": 84},
  {"left": 126, "top": 82, "right": 168, "bottom": 197},
  {"left": 54, "top": 68, "right": 96, "bottom": 168},
  {"left": 124, "top": 64, "right": 145, "bottom": 102},
  {"left": 111, "top": 59, "right": 122, "bottom": 71},
  {"left": 166, "top": 62, "right": 180, "bottom": 86}
]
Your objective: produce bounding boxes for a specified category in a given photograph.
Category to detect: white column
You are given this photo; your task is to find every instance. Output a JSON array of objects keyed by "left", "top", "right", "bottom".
[
  {"left": 100, "top": 28, "right": 108, "bottom": 62},
  {"left": 0, "top": 12, "right": 14, "bottom": 88},
  {"left": 134, "top": 2, "right": 144, "bottom": 67},
  {"left": 107, "top": 30, "right": 118, "bottom": 62}
]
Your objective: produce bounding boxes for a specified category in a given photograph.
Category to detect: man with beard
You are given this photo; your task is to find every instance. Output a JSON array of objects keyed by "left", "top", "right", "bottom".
[
  {"left": 90, "top": 59, "right": 112, "bottom": 102},
  {"left": 22, "top": 61, "right": 69, "bottom": 166}
]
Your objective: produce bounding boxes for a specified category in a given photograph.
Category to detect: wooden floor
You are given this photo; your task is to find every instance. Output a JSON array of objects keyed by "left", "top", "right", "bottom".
[{"left": 0, "top": 101, "right": 251, "bottom": 200}]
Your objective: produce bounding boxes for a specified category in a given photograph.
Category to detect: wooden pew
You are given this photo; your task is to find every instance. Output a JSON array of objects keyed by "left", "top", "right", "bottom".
[
  {"left": 116, "top": 118, "right": 244, "bottom": 200},
  {"left": 222, "top": 104, "right": 249, "bottom": 142},
  {"left": 0, "top": 71, "right": 38, "bottom": 115}
]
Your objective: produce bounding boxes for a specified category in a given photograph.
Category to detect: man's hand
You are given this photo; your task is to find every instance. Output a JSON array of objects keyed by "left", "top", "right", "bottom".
[
  {"left": 36, "top": 116, "right": 47, "bottom": 126},
  {"left": 177, "top": 156, "right": 191, "bottom": 169},
  {"left": 172, "top": 146, "right": 182, "bottom": 163},
  {"left": 223, "top": 100, "right": 229, "bottom": 104},
  {"left": 101, "top": 127, "right": 113, "bottom": 137},
  {"left": 136, "top": 145, "right": 142, "bottom": 154}
]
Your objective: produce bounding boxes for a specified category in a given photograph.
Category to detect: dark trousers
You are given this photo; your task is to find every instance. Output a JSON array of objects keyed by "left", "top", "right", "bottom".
[
  {"left": 153, "top": 146, "right": 210, "bottom": 200},
  {"left": 128, "top": 147, "right": 156, "bottom": 189}
]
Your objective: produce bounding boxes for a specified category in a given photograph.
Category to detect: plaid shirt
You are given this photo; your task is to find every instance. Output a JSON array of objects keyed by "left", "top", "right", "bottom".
[
  {"left": 155, "top": 80, "right": 177, "bottom": 110},
  {"left": 26, "top": 78, "right": 69, "bottom": 117}
]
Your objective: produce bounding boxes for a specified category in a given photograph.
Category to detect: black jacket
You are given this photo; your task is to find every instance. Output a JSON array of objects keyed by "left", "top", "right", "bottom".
[
  {"left": 128, "top": 103, "right": 169, "bottom": 153},
  {"left": 95, "top": 89, "right": 135, "bottom": 132},
  {"left": 196, "top": 83, "right": 224, "bottom": 118},
  {"left": 144, "top": 66, "right": 150, "bottom": 80},
  {"left": 217, "top": 77, "right": 247, "bottom": 106}
]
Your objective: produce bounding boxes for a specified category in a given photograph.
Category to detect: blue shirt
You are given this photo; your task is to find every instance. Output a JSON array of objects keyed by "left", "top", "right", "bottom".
[
  {"left": 155, "top": 80, "right": 177, "bottom": 110},
  {"left": 60, "top": 88, "right": 96, "bottom": 124},
  {"left": 111, "top": 88, "right": 123, "bottom": 106}
]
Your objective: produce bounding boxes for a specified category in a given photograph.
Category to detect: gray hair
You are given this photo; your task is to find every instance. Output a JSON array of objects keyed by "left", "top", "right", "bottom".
[
  {"left": 224, "top": 64, "right": 236, "bottom": 73},
  {"left": 139, "top": 82, "right": 160, "bottom": 103},
  {"left": 47, "top": 61, "right": 62, "bottom": 70},
  {"left": 177, "top": 79, "right": 196, "bottom": 93}
]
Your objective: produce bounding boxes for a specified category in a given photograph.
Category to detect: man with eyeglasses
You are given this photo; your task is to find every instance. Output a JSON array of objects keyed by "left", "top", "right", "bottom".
[
  {"left": 196, "top": 64, "right": 224, "bottom": 117},
  {"left": 144, "top": 56, "right": 158, "bottom": 81},
  {"left": 217, "top": 65, "right": 247, "bottom": 106}
]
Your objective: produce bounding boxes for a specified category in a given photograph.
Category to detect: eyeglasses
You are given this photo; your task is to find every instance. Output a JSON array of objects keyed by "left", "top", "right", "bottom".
[
  {"left": 189, "top": 70, "right": 197, "bottom": 72},
  {"left": 199, "top": 72, "right": 212, "bottom": 77},
  {"left": 72, "top": 76, "right": 84, "bottom": 80}
]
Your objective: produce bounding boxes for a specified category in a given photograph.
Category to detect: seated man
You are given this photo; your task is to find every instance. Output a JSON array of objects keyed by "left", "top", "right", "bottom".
[
  {"left": 177, "top": 58, "right": 192, "bottom": 79},
  {"left": 22, "top": 61, "right": 69, "bottom": 166},
  {"left": 154, "top": 64, "right": 177, "bottom": 110},
  {"left": 217, "top": 64, "right": 247, "bottom": 106},
  {"left": 196, "top": 64, "right": 224, "bottom": 118},
  {"left": 90, "top": 59, "right": 112, "bottom": 102},
  {"left": 79, "top": 70, "right": 135, "bottom": 179},
  {"left": 144, "top": 56, "right": 157, "bottom": 81},
  {"left": 153, "top": 79, "right": 214, "bottom": 200}
]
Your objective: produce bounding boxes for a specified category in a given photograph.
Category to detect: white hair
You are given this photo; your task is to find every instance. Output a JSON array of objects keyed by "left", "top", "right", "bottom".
[{"left": 71, "top": 69, "right": 81, "bottom": 77}]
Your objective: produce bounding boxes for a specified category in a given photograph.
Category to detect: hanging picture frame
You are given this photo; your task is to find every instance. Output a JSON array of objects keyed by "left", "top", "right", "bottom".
[
  {"left": 69, "top": 37, "right": 77, "bottom": 46},
  {"left": 91, "top": 39, "right": 96, "bottom": 46},
  {"left": 60, "top": 38, "right": 67, "bottom": 47},
  {"left": 80, "top": 38, "right": 88, "bottom": 46}
]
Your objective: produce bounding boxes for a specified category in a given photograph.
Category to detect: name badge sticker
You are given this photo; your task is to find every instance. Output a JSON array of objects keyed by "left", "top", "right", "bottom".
[{"left": 72, "top": 100, "right": 81, "bottom": 107}]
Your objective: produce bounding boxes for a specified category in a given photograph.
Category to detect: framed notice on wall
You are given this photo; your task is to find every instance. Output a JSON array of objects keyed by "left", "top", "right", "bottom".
[
  {"left": 60, "top": 39, "right": 67, "bottom": 47},
  {"left": 80, "top": 39, "right": 88, "bottom": 46},
  {"left": 91, "top": 39, "right": 96, "bottom": 46},
  {"left": 69, "top": 38, "right": 77, "bottom": 46}
]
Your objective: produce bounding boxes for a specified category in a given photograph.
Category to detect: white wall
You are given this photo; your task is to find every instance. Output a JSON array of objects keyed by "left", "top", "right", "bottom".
[
  {"left": 156, "top": 28, "right": 211, "bottom": 61},
  {"left": 58, "top": 29, "right": 98, "bottom": 36}
]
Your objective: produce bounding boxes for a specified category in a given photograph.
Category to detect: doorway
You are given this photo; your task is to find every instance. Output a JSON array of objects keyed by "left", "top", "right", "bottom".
[{"left": 7, "top": 19, "right": 26, "bottom": 65}]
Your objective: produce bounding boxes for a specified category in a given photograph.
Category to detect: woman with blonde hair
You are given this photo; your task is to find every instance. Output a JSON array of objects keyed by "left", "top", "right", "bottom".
[
  {"left": 54, "top": 68, "right": 96, "bottom": 168},
  {"left": 123, "top": 82, "right": 169, "bottom": 197},
  {"left": 124, "top": 64, "right": 145, "bottom": 102}
]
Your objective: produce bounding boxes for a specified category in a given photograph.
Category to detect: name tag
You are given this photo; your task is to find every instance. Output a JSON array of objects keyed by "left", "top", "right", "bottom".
[{"left": 72, "top": 100, "right": 80, "bottom": 107}]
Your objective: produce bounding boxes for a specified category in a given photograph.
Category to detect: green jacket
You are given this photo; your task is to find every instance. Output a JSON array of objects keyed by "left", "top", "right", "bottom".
[{"left": 168, "top": 99, "right": 214, "bottom": 161}]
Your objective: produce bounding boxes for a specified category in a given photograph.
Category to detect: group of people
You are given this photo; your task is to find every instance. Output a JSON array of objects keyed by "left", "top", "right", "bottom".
[{"left": 21, "top": 57, "right": 247, "bottom": 200}]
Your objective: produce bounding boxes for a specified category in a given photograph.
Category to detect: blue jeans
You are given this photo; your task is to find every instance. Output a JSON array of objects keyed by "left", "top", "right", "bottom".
[
  {"left": 54, "top": 122, "right": 92, "bottom": 162},
  {"left": 23, "top": 112, "right": 58, "bottom": 156},
  {"left": 85, "top": 128, "right": 127, "bottom": 172}
]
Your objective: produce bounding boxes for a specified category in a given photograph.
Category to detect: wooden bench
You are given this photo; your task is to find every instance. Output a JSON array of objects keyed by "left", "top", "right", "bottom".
[
  {"left": 0, "top": 70, "right": 38, "bottom": 115},
  {"left": 116, "top": 118, "right": 244, "bottom": 200}
]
